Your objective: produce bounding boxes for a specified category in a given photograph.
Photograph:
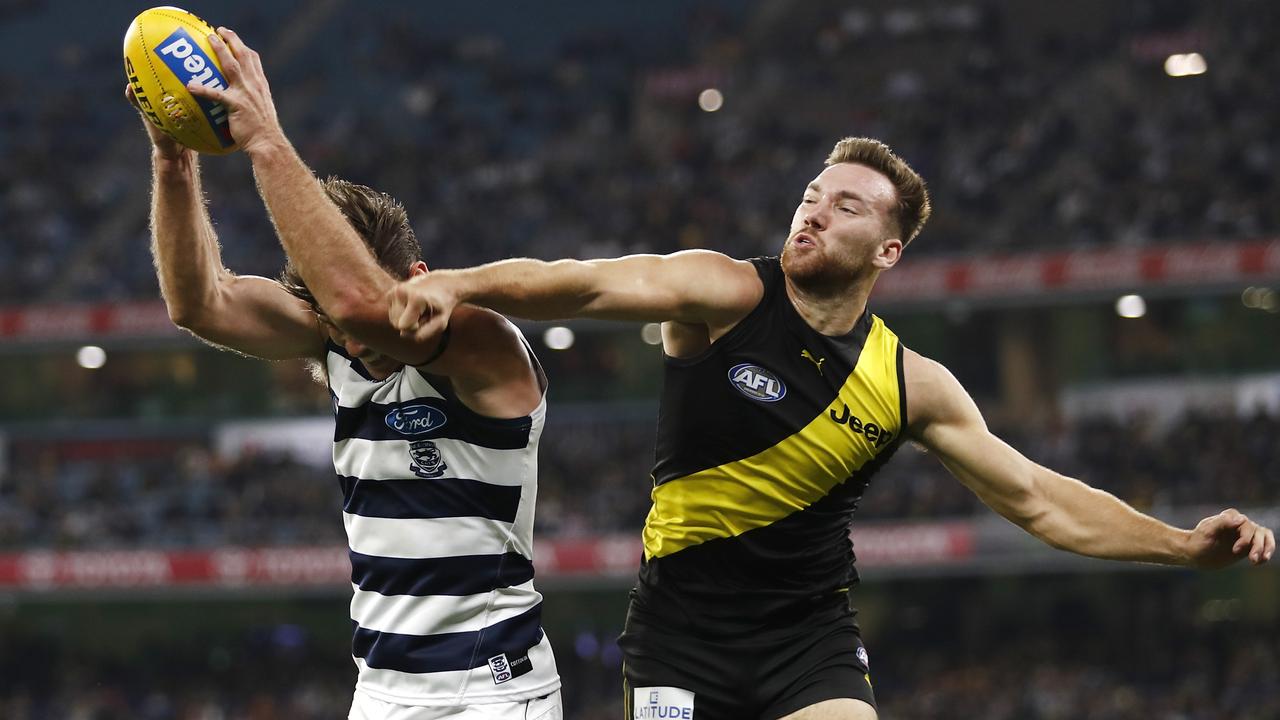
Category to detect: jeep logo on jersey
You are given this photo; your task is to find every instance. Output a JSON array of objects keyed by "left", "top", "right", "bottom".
[
  {"left": 728, "top": 363, "right": 787, "bottom": 402},
  {"left": 829, "top": 403, "right": 894, "bottom": 448},
  {"left": 385, "top": 404, "right": 448, "bottom": 437}
]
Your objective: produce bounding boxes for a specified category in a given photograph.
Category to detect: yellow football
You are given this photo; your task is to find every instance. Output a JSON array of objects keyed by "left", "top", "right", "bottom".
[{"left": 123, "top": 6, "right": 238, "bottom": 155}]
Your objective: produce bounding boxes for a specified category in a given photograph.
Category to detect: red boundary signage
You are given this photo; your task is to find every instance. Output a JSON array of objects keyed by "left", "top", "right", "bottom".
[
  {"left": 870, "top": 238, "right": 1280, "bottom": 303},
  {"left": 2, "top": 239, "right": 1275, "bottom": 343},
  {"left": 0, "top": 524, "right": 976, "bottom": 591}
]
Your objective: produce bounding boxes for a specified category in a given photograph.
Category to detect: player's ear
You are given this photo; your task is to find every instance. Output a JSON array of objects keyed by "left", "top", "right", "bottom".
[
  {"left": 873, "top": 237, "right": 903, "bottom": 270},
  {"left": 408, "top": 261, "right": 429, "bottom": 277}
]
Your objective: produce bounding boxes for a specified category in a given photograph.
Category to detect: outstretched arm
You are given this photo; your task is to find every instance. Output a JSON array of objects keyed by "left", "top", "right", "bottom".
[
  {"left": 903, "top": 349, "right": 1275, "bottom": 568},
  {"left": 186, "top": 28, "right": 443, "bottom": 366},
  {"left": 130, "top": 86, "right": 320, "bottom": 360},
  {"left": 388, "top": 251, "right": 765, "bottom": 343}
]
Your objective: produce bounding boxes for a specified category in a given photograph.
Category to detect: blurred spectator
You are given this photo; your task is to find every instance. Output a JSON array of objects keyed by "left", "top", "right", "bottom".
[
  {"left": 0, "top": 573, "right": 1275, "bottom": 719},
  {"left": 1, "top": 406, "right": 1275, "bottom": 549},
  {"left": 2, "top": 1, "right": 1278, "bottom": 303}
]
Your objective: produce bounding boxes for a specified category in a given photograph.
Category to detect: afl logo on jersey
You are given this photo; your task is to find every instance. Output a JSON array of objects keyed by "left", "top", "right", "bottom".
[
  {"left": 385, "top": 404, "right": 448, "bottom": 437},
  {"left": 728, "top": 363, "right": 787, "bottom": 403}
]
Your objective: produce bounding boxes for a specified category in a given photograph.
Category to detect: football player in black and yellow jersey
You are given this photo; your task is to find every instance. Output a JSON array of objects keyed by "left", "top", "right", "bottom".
[{"left": 388, "top": 137, "right": 1276, "bottom": 720}]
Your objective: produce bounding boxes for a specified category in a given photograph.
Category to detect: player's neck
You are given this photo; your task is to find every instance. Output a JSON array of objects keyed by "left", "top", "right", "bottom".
[{"left": 784, "top": 273, "right": 875, "bottom": 337}]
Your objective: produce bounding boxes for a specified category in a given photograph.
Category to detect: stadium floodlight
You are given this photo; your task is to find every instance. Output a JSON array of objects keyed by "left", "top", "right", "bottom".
[
  {"left": 1259, "top": 290, "right": 1279, "bottom": 313},
  {"left": 641, "top": 323, "right": 663, "bottom": 345},
  {"left": 1242, "top": 287, "right": 1262, "bottom": 308},
  {"left": 1115, "top": 294, "right": 1147, "bottom": 319},
  {"left": 698, "top": 88, "right": 724, "bottom": 112},
  {"left": 1164, "top": 53, "right": 1207, "bottom": 77},
  {"left": 543, "top": 326, "right": 575, "bottom": 350},
  {"left": 76, "top": 345, "right": 107, "bottom": 369}
]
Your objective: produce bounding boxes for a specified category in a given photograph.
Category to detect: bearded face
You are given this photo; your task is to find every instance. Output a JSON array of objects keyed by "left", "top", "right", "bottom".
[{"left": 780, "top": 163, "right": 902, "bottom": 293}]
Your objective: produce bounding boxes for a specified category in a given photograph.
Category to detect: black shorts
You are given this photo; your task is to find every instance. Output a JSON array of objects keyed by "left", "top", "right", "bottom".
[{"left": 618, "top": 594, "right": 875, "bottom": 720}]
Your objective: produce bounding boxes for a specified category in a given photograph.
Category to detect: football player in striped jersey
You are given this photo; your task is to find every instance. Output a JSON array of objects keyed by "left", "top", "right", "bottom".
[{"left": 132, "top": 27, "right": 563, "bottom": 720}]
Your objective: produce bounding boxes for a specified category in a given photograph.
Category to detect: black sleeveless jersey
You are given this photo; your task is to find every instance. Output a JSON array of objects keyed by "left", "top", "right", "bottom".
[{"left": 634, "top": 256, "right": 907, "bottom": 633}]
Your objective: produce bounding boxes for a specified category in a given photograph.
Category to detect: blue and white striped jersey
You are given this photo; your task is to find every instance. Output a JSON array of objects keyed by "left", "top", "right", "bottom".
[{"left": 325, "top": 336, "right": 560, "bottom": 706}]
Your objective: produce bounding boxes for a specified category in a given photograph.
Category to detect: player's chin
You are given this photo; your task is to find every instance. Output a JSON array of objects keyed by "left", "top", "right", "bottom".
[{"left": 780, "top": 247, "right": 820, "bottom": 275}]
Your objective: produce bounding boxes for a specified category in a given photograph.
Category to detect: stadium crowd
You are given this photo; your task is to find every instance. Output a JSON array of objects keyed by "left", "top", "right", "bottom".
[
  {"left": 1, "top": 1, "right": 1278, "bottom": 304},
  {"left": 1, "top": 2, "right": 1276, "bottom": 719},
  {"left": 1, "top": 406, "right": 1275, "bottom": 550},
  {"left": 1, "top": 577, "right": 1276, "bottom": 719}
]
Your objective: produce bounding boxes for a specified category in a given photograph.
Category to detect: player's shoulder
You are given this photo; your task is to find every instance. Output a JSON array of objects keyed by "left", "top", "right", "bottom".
[
  {"left": 431, "top": 305, "right": 535, "bottom": 379},
  {"left": 668, "top": 248, "right": 743, "bottom": 263},
  {"left": 901, "top": 347, "right": 977, "bottom": 432},
  {"left": 424, "top": 306, "right": 544, "bottom": 417},
  {"left": 452, "top": 305, "right": 526, "bottom": 345},
  {"left": 901, "top": 346, "right": 948, "bottom": 381},
  {"left": 666, "top": 249, "right": 760, "bottom": 276},
  {"left": 669, "top": 250, "right": 766, "bottom": 306}
]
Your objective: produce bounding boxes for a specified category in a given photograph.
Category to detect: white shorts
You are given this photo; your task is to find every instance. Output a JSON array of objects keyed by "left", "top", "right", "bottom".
[{"left": 349, "top": 689, "right": 562, "bottom": 720}]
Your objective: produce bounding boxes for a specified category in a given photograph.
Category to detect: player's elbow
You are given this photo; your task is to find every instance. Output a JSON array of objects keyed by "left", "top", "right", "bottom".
[
  {"left": 165, "top": 298, "right": 216, "bottom": 336},
  {"left": 163, "top": 282, "right": 231, "bottom": 335},
  {"left": 325, "top": 291, "right": 387, "bottom": 335},
  {"left": 165, "top": 303, "right": 198, "bottom": 331}
]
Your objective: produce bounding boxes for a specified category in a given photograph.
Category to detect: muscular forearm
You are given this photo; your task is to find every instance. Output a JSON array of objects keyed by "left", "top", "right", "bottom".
[
  {"left": 1026, "top": 470, "right": 1193, "bottom": 565},
  {"left": 433, "top": 259, "right": 601, "bottom": 321},
  {"left": 247, "top": 140, "right": 390, "bottom": 326},
  {"left": 150, "top": 152, "right": 228, "bottom": 328}
]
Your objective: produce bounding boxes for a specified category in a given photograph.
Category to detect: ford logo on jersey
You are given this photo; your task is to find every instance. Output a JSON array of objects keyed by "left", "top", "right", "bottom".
[
  {"left": 728, "top": 363, "right": 787, "bottom": 402},
  {"left": 385, "top": 404, "right": 448, "bottom": 437},
  {"left": 154, "top": 28, "right": 235, "bottom": 147}
]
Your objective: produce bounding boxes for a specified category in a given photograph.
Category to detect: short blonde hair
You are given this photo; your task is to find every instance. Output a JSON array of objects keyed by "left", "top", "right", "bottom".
[
  {"left": 826, "top": 137, "right": 932, "bottom": 245},
  {"left": 279, "top": 177, "right": 420, "bottom": 309}
]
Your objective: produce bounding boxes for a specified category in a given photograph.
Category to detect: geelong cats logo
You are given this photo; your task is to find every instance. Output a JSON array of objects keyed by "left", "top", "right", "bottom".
[{"left": 409, "top": 440, "right": 448, "bottom": 479}]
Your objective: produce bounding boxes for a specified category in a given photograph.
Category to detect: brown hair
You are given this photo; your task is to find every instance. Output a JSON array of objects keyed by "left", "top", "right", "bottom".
[
  {"left": 278, "top": 177, "right": 421, "bottom": 309},
  {"left": 825, "top": 137, "right": 932, "bottom": 246}
]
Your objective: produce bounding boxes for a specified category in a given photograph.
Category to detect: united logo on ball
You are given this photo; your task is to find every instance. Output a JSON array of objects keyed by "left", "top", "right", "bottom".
[{"left": 123, "top": 6, "right": 238, "bottom": 154}]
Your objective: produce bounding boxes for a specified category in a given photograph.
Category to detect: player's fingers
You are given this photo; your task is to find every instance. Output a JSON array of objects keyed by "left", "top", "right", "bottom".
[
  {"left": 1249, "top": 528, "right": 1266, "bottom": 563},
  {"left": 389, "top": 286, "right": 419, "bottom": 330},
  {"left": 392, "top": 296, "right": 420, "bottom": 333},
  {"left": 414, "top": 315, "right": 446, "bottom": 344},
  {"left": 401, "top": 302, "right": 429, "bottom": 334},
  {"left": 203, "top": 32, "right": 243, "bottom": 84},
  {"left": 1252, "top": 526, "right": 1275, "bottom": 564},
  {"left": 407, "top": 314, "right": 430, "bottom": 341},
  {"left": 216, "top": 27, "right": 260, "bottom": 71},
  {"left": 216, "top": 26, "right": 246, "bottom": 53},
  {"left": 387, "top": 287, "right": 405, "bottom": 325},
  {"left": 125, "top": 84, "right": 137, "bottom": 106},
  {"left": 1232, "top": 520, "right": 1257, "bottom": 554},
  {"left": 1207, "top": 509, "right": 1247, "bottom": 538},
  {"left": 186, "top": 78, "right": 230, "bottom": 105},
  {"left": 218, "top": 27, "right": 264, "bottom": 77}
]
